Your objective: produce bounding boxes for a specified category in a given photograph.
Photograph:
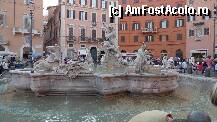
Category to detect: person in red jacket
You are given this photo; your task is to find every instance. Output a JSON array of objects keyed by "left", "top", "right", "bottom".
[{"left": 197, "top": 62, "right": 203, "bottom": 75}]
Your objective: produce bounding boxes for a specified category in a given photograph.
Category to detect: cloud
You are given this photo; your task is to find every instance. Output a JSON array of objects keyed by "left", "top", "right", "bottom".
[{"left": 43, "top": 0, "right": 58, "bottom": 16}]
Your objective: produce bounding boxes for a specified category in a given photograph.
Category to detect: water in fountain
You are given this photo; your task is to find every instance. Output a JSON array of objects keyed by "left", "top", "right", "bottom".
[{"left": 0, "top": 76, "right": 216, "bottom": 121}]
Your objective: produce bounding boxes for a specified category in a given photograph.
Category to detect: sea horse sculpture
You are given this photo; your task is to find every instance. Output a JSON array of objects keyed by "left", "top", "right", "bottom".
[{"left": 34, "top": 44, "right": 61, "bottom": 73}]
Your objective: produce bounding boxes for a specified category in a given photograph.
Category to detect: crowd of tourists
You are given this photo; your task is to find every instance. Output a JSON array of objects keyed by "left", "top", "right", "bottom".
[{"left": 150, "top": 55, "right": 217, "bottom": 77}]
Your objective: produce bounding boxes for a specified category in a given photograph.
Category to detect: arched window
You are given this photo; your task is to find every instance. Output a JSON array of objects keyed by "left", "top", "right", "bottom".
[
  {"left": 176, "top": 49, "right": 183, "bottom": 59},
  {"left": 121, "top": 50, "right": 127, "bottom": 53},
  {"left": 161, "top": 50, "right": 168, "bottom": 58}
]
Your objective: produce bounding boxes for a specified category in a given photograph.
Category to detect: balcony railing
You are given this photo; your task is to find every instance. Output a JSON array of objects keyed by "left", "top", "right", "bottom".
[
  {"left": 142, "top": 28, "right": 157, "bottom": 33},
  {"left": 66, "top": 36, "right": 76, "bottom": 42},
  {"left": 13, "top": 27, "right": 42, "bottom": 36},
  {"left": 77, "top": 36, "right": 105, "bottom": 42}
]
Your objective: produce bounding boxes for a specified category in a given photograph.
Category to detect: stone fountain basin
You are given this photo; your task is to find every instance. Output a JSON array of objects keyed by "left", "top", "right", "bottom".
[{"left": 10, "top": 69, "right": 179, "bottom": 96}]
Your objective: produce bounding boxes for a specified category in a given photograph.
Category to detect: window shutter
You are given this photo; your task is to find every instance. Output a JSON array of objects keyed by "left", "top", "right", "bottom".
[
  {"left": 175, "top": 20, "right": 177, "bottom": 27},
  {"left": 132, "top": 23, "right": 134, "bottom": 30},
  {"left": 90, "top": 0, "right": 92, "bottom": 7},
  {"left": 3, "top": 14, "right": 6, "bottom": 27},
  {"left": 145, "top": 36, "right": 148, "bottom": 42},
  {"left": 105, "top": 1, "right": 107, "bottom": 9},
  {"left": 79, "top": 11, "right": 81, "bottom": 20},
  {"left": 138, "top": 23, "right": 140, "bottom": 30},
  {"left": 85, "top": 12, "right": 87, "bottom": 20},
  {"left": 126, "top": 23, "right": 128, "bottom": 30},
  {"left": 85, "top": 0, "right": 87, "bottom": 5},
  {"left": 160, "top": 21, "right": 162, "bottom": 28},
  {"left": 146, "top": 22, "right": 149, "bottom": 28},
  {"left": 100, "top": 0, "right": 102, "bottom": 8},
  {"left": 67, "top": 10, "right": 69, "bottom": 18},
  {"left": 119, "top": 24, "right": 121, "bottom": 30},
  {"left": 160, "top": 35, "right": 162, "bottom": 41},
  {"left": 182, "top": 19, "right": 184, "bottom": 26},
  {"left": 166, "top": 20, "right": 168, "bottom": 28},
  {"left": 166, "top": 35, "right": 169, "bottom": 41},
  {"left": 96, "top": 0, "right": 98, "bottom": 8},
  {"left": 73, "top": 10, "right": 75, "bottom": 19},
  {"left": 193, "top": 16, "right": 196, "bottom": 21},
  {"left": 187, "top": 16, "right": 190, "bottom": 22}
]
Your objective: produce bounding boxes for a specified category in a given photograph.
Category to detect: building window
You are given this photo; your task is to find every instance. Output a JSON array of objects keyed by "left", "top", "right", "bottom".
[
  {"left": 79, "top": 0, "right": 86, "bottom": 5},
  {"left": 92, "top": 29, "right": 96, "bottom": 41},
  {"left": 122, "top": 0, "right": 127, "bottom": 4},
  {"left": 134, "top": 0, "right": 139, "bottom": 3},
  {"left": 102, "top": 14, "right": 106, "bottom": 22},
  {"left": 189, "top": 30, "right": 194, "bottom": 37},
  {"left": 81, "top": 45, "right": 86, "bottom": 48},
  {"left": 176, "top": 3, "right": 182, "bottom": 8},
  {"left": 110, "top": 1, "right": 117, "bottom": 7},
  {"left": 187, "top": 15, "right": 196, "bottom": 22},
  {"left": 176, "top": 34, "right": 182, "bottom": 40},
  {"left": 24, "top": 0, "right": 33, "bottom": 4},
  {"left": 102, "top": 30, "right": 105, "bottom": 39},
  {"left": 0, "top": 12, "right": 6, "bottom": 27},
  {"left": 80, "top": 28, "right": 85, "bottom": 41},
  {"left": 79, "top": 11, "right": 87, "bottom": 21},
  {"left": 68, "top": 43, "right": 74, "bottom": 47},
  {"left": 67, "top": 10, "right": 75, "bottom": 19},
  {"left": 196, "top": 27, "right": 203, "bottom": 38},
  {"left": 175, "top": 19, "right": 184, "bottom": 27},
  {"left": 68, "top": 27, "right": 74, "bottom": 40},
  {"left": 110, "top": 17, "right": 115, "bottom": 23},
  {"left": 145, "top": 21, "right": 154, "bottom": 31},
  {"left": 101, "top": 0, "right": 107, "bottom": 9},
  {"left": 91, "top": 0, "right": 98, "bottom": 8},
  {"left": 189, "top": 0, "right": 194, "bottom": 4},
  {"left": 134, "top": 36, "right": 139, "bottom": 42},
  {"left": 119, "top": 23, "right": 128, "bottom": 31},
  {"left": 145, "top": 35, "right": 154, "bottom": 42},
  {"left": 68, "top": 0, "right": 75, "bottom": 4},
  {"left": 202, "top": 15, "right": 210, "bottom": 20},
  {"left": 132, "top": 23, "right": 140, "bottom": 30},
  {"left": 92, "top": 13, "right": 96, "bottom": 24},
  {"left": 121, "top": 36, "right": 125, "bottom": 43},
  {"left": 160, "top": 20, "right": 168, "bottom": 29},
  {"left": 23, "top": 15, "right": 31, "bottom": 30},
  {"left": 204, "top": 28, "right": 209, "bottom": 35},
  {"left": 160, "top": 35, "right": 168, "bottom": 41}
]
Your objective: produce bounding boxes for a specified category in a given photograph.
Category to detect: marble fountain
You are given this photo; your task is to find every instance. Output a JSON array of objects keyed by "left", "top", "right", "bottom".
[{"left": 9, "top": 27, "right": 179, "bottom": 96}]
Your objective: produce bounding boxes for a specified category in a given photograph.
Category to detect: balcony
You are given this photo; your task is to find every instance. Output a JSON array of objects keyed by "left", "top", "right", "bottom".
[
  {"left": 66, "top": 36, "right": 76, "bottom": 42},
  {"left": 142, "top": 28, "right": 157, "bottom": 34},
  {"left": 13, "top": 27, "right": 42, "bottom": 36},
  {"left": 78, "top": 36, "right": 91, "bottom": 42}
]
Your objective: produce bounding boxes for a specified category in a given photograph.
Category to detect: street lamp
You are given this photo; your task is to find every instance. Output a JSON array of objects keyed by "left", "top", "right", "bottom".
[
  {"left": 28, "top": 1, "right": 35, "bottom": 69},
  {"left": 213, "top": 4, "right": 217, "bottom": 58}
]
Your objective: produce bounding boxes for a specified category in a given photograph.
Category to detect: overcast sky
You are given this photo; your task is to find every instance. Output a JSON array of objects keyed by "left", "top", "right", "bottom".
[{"left": 43, "top": 0, "right": 58, "bottom": 16}]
